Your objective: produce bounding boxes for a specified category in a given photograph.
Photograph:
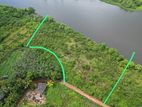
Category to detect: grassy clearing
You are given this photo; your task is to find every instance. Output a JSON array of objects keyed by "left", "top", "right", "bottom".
[
  {"left": 45, "top": 83, "right": 95, "bottom": 107},
  {"left": 0, "top": 50, "right": 23, "bottom": 76}
]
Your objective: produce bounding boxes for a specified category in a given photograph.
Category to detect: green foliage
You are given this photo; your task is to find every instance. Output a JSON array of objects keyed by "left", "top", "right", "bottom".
[
  {"left": 0, "top": 45, "right": 3, "bottom": 51},
  {"left": 101, "top": 0, "right": 142, "bottom": 11},
  {"left": 45, "top": 83, "right": 94, "bottom": 107},
  {"left": 25, "top": 7, "right": 35, "bottom": 15},
  {"left": 0, "top": 5, "right": 142, "bottom": 107}
]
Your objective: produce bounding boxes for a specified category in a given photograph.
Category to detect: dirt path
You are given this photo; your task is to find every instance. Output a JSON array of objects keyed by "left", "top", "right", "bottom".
[{"left": 62, "top": 82, "right": 109, "bottom": 107}]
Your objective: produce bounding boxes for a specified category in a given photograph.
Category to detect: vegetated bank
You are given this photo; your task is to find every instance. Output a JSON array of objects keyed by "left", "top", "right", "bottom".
[
  {"left": 0, "top": 5, "right": 142, "bottom": 107},
  {"left": 101, "top": 0, "right": 142, "bottom": 11}
]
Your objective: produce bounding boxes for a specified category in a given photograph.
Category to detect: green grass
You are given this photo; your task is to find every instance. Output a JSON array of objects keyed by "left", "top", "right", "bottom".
[
  {"left": 46, "top": 83, "right": 95, "bottom": 107},
  {"left": 19, "top": 83, "right": 95, "bottom": 107},
  {"left": 0, "top": 5, "right": 142, "bottom": 107},
  {"left": 0, "top": 50, "right": 23, "bottom": 76},
  {"left": 29, "top": 17, "right": 142, "bottom": 106}
]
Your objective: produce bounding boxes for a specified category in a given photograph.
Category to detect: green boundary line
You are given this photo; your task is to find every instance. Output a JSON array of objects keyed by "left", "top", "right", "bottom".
[
  {"left": 29, "top": 46, "right": 66, "bottom": 82},
  {"left": 26, "top": 15, "right": 66, "bottom": 82},
  {"left": 26, "top": 15, "right": 48, "bottom": 47},
  {"left": 26, "top": 15, "right": 136, "bottom": 106},
  {"left": 103, "top": 52, "right": 136, "bottom": 104}
]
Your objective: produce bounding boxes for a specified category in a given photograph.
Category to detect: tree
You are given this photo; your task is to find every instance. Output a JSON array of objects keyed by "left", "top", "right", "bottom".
[{"left": 27, "top": 7, "right": 35, "bottom": 14}]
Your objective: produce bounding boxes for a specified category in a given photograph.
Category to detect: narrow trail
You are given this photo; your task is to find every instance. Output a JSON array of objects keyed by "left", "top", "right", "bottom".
[
  {"left": 26, "top": 16, "right": 110, "bottom": 106},
  {"left": 61, "top": 82, "right": 109, "bottom": 107}
]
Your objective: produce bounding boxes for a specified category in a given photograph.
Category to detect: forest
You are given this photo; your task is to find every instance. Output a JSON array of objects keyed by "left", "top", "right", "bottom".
[
  {"left": 0, "top": 5, "right": 142, "bottom": 107},
  {"left": 101, "top": 0, "right": 142, "bottom": 11}
]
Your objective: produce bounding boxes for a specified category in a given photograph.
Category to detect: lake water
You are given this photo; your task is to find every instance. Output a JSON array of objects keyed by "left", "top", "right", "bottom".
[{"left": 0, "top": 0, "right": 142, "bottom": 64}]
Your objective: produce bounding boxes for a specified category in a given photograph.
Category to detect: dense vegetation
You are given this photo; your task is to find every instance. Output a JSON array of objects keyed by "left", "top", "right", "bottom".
[
  {"left": 101, "top": 0, "right": 142, "bottom": 11},
  {"left": 0, "top": 5, "right": 142, "bottom": 107}
]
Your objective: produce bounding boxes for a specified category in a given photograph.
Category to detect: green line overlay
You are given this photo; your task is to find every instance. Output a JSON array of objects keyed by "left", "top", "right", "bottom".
[
  {"left": 103, "top": 51, "right": 136, "bottom": 104},
  {"left": 26, "top": 15, "right": 48, "bottom": 47},
  {"left": 30, "top": 46, "right": 66, "bottom": 82},
  {"left": 26, "top": 15, "right": 66, "bottom": 82},
  {"left": 26, "top": 15, "right": 136, "bottom": 106}
]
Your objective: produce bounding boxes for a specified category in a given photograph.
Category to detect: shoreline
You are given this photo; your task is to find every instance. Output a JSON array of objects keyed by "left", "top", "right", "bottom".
[{"left": 100, "top": 0, "right": 142, "bottom": 12}]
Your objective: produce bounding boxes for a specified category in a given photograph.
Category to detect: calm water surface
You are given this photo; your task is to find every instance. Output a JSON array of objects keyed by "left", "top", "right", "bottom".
[{"left": 0, "top": 0, "right": 142, "bottom": 64}]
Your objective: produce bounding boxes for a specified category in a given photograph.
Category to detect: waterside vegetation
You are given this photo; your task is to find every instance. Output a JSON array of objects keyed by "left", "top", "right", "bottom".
[
  {"left": 0, "top": 5, "right": 142, "bottom": 107},
  {"left": 101, "top": 0, "right": 142, "bottom": 11}
]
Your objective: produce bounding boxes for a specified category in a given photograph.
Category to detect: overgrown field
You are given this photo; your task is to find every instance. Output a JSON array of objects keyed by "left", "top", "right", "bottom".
[
  {"left": 101, "top": 0, "right": 142, "bottom": 11},
  {"left": 0, "top": 5, "right": 142, "bottom": 107}
]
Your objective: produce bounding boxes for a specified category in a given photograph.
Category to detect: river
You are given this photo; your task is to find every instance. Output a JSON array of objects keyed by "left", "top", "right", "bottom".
[{"left": 0, "top": 0, "right": 142, "bottom": 64}]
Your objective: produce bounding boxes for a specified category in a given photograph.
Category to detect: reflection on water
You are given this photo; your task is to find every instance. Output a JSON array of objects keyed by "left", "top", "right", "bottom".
[{"left": 0, "top": 0, "right": 142, "bottom": 64}]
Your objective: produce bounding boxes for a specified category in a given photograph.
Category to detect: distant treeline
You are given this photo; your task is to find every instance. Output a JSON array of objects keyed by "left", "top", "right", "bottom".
[{"left": 101, "top": 0, "right": 142, "bottom": 11}]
